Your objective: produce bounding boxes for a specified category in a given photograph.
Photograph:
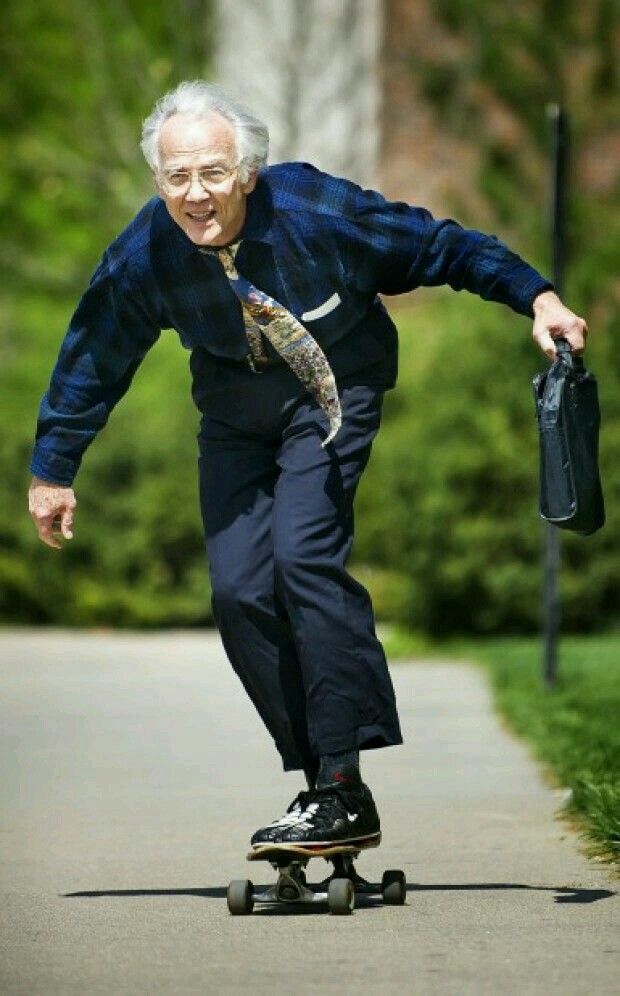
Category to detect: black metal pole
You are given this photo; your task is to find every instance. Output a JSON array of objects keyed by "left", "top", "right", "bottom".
[
  {"left": 542, "top": 104, "right": 569, "bottom": 690},
  {"left": 549, "top": 104, "right": 568, "bottom": 297}
]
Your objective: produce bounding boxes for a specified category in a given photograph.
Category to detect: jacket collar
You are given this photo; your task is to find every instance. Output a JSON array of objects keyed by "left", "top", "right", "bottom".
[{"left": 236, "top": 173, "right": 274, "bottom": 243}]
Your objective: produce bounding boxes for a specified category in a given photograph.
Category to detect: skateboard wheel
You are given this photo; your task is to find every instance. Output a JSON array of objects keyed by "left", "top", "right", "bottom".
[
  {"left": 227, "top": 879, "right": 254, "bottom": 915},
  {"left": 328, "top": 878, "right": 355, "bottom": 915},
  {"left": 381, "top": 869, "right": 406, "bottom": 905}
]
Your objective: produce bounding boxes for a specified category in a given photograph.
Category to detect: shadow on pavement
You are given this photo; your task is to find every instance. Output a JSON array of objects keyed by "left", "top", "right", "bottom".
[
  {"left": 63, "top": 883, "right": 616, "bottom": 905},
  {"left": 406, "top": 883, "right": 616, "bottom": 904},
  {"left": 64, "top": 887, "right": 230, "bottom": 898}
]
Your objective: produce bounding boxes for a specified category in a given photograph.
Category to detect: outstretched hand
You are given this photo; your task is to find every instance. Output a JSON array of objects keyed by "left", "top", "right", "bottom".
[
  {"left": 28, "top": 476, "right": 77, "bottom": 549},
  {"left": 532, "top": 289, "right": 588, "bottom": 361}
]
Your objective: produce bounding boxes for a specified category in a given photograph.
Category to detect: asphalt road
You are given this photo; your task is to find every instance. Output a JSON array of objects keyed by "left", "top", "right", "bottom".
[{"left": 0, "top": 630, "right": 617, "bottom": 995}]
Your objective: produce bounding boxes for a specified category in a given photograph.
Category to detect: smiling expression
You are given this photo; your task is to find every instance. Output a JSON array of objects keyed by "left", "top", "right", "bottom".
[{"left": 156, "top": 113, "right": 257, "bottom": 247}]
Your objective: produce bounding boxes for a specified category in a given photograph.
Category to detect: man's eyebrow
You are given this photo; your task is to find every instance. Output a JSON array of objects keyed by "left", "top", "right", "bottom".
[{"left": 163, "top": 156, "right": 231, "bottom": 170}]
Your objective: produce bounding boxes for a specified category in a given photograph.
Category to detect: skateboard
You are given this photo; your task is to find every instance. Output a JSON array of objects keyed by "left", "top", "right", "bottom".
[{"left": 226, "top": 835, "right": 406, "bottom": 916}]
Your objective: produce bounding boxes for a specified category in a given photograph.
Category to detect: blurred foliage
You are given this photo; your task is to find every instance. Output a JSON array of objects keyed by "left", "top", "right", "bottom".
[
  {"left": 357, "top": 0, "right": 619, "bottom": 634},
  {"left": 1, "top": 0, "right": 214, "bottom": 626},
  {"left": 0, "top": 0, "right": 618, "bottom": 629},
  {"left": 1, "top": 0, "right": 212, "bottom": 287},
  {"left": 353, "top": 293, "right": 618, "bottom": 635}
]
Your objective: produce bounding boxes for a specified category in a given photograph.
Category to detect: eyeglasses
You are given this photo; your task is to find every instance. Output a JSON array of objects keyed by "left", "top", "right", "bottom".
[{"left": 157, "top": 161, "right": 241, "bottom": 195}]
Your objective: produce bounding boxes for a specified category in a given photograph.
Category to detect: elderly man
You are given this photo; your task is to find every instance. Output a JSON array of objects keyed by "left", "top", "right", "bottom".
[{"left": 29, "top": 81, "right": 587, "bottom": 851}]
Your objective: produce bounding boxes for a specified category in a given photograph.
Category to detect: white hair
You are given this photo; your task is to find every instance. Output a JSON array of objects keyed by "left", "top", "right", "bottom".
[{"left": 140, "top": 80, "right": 269, "bottom": 182}]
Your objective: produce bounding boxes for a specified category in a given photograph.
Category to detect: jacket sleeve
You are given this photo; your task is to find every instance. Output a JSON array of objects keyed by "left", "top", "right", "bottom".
[
  {"left": 339, "top": 182, "right": 554, "bottom": 316},
  {"left": 29, "top": 252, "right": 162, "bottom": 486}
]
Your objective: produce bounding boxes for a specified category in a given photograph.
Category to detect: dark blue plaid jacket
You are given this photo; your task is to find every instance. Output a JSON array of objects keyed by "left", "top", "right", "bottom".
[{"left": 30, "top": 160, "right": 553, "bottom": 485}]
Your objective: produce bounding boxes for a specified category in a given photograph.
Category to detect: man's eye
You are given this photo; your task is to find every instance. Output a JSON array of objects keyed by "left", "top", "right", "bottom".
[
  {"left": 169, "top": 172, "right": 189, "bottom": 185},
  {"left": 201, "top": 169, "right": 226, "bottom": 181}
]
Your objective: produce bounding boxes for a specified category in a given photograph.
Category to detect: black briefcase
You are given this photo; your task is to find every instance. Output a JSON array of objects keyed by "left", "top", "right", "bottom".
[{"left": 533, "top": 338, "right": 605, "bottom": 536}]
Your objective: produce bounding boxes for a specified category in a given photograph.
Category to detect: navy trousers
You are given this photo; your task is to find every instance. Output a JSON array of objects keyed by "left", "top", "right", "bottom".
[{"left": 196, "top": 352, "right": 402, "bottom": 771}]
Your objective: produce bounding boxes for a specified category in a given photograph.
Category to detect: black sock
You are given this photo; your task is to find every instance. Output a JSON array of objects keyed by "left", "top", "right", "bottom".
[
  {"left": 316, "top": 749, "right": 360, "bottom": 788},
  {"left": 304, "top": 759, "right": 319, "bottom": 791}
]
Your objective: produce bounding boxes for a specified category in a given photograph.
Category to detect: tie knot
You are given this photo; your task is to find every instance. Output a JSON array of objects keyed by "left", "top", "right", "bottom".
[
  {"left": 200, "top": 241, "right": 241, "bottom": 278},
  {"left": 199, "top": 241, "right": 241, "bottom": 260}
]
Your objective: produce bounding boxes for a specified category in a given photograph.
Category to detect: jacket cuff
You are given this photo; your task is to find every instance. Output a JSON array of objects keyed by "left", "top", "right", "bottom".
[
  {"left": 29, "top": 448, "right": 80, "bottom": 487},
  {"left": 515, "top": 274, "right": 555, "bottom": 318}
]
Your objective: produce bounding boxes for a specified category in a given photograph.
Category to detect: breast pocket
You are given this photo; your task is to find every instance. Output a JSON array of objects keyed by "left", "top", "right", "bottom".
[
  {"left": 273, "top": 238, "right": 367, "bottom": 347},
  {"left": 297, "top": 278, "right": 367, "bottom": 350},
  {"left": 301, "top": 292, "right": 342, "bottom": 322}
]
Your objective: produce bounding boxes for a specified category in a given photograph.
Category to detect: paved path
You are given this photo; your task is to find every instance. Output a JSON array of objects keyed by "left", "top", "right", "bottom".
[{"left": 0, "top": 630, "right": 617, "bottom": 995}]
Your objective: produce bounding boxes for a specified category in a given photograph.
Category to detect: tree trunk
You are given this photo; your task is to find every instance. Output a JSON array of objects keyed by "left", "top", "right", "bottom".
[{"left": 215, "top": 0, "right": 381, "bottom": 186}]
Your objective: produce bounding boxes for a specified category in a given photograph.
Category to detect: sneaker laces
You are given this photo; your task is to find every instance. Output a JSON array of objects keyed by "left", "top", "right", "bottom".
[
  {"left": 284, "top": 785, "right": 352, "bottom": 831},
  {"left": 265, "top": 790, "right": 313, "bottom": 829},
  {"left": 285, "top": 802, "right": 320, "bottom": 831}
]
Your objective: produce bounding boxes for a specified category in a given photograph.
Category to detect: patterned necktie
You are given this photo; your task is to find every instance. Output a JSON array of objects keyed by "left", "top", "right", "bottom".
[{"left": 201, "top": 241, "right": 342, "bottom": 447}]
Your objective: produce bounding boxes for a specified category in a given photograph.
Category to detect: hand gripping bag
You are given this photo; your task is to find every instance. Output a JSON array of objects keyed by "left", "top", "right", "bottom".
[{"left": 533, "top": 338, "right": 605, "bottom": 535}]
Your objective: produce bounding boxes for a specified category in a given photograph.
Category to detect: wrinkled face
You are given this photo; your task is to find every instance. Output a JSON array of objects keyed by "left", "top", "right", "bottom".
[{"left": 156, "top": 112, "right": 257, "bottom": 247}]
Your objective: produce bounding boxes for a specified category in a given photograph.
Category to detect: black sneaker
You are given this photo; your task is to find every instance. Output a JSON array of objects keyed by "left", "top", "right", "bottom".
[
  {"left": 250, "top": 789, "right": 314, "bottom": 847},
  {"left": 275, "top": 766, "right": 381, "bottom": 849}
]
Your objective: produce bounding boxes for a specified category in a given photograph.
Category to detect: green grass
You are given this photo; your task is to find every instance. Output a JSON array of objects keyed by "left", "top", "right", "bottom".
[{"left": 383, "top": 629, "right": 620, "bottom": 867}]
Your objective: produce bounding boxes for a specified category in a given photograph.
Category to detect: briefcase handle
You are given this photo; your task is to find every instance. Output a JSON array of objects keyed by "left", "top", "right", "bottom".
[{"left": 553, "top": 336, "right": 585, "bottom": 377}]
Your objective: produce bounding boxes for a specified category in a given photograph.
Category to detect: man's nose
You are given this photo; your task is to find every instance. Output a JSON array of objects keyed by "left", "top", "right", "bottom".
[{"left": 186, "top": 175, "right": 209, "bottom": 200}]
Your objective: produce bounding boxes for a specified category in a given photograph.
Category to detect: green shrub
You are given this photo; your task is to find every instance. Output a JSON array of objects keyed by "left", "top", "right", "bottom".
[{"left": 354, "top": 286, "right": 619, "bottom": 634}]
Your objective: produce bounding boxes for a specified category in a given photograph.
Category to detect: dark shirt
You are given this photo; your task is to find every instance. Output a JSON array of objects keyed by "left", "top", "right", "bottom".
[{"left": 30, "top": 161, "right": 553, "bottom": 485}]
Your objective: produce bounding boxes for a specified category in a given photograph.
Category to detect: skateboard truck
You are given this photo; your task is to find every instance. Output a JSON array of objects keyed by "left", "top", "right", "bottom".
[{"left": 227, "top": 846, "right": 406, "bottom": 916}]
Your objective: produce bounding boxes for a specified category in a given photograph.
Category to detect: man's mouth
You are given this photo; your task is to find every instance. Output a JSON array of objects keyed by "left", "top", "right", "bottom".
[{"left": 187, "top": 209, "right": 216, "bottom": 223}]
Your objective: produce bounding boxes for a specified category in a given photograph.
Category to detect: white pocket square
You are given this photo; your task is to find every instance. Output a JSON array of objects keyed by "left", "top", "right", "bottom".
[{"left": 301, "top": 292, "right": 341, "bottom": 322}]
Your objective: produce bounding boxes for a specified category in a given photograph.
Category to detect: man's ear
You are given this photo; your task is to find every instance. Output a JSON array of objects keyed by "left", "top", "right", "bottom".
[{"left": 243, "top": 171, "right": 258, "bottom": 195}]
